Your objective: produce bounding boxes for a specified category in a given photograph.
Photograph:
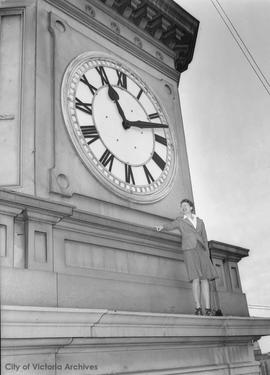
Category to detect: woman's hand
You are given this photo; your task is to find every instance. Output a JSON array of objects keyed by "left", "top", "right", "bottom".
[{"left": 154, "top": 225, "right": 164, "bottom": 232}]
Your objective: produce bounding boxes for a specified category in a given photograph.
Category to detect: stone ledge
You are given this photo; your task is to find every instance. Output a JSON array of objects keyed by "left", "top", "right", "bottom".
[
  {"left": 0, "top": 189, "right": 250, "bottom": 264},
  {"left": 209, "top": 241, "right": 249, "bottom": 262},
  {"left": 2, "top": 305, "right": 270, "bottom": 341},
  {"left": 0, "top": 189, "right": 74, "bottom": 218},
  {"left": 0, "top": 189, "right": 180, "bottom": 251}
]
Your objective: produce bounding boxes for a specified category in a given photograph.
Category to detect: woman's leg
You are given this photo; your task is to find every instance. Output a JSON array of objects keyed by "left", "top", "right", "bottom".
[
  {"left": 201, "top": 279, "right": 210, "bottom": 309},
  {"left": 192, "top": 278, "right": 201, "bottom": 308}
]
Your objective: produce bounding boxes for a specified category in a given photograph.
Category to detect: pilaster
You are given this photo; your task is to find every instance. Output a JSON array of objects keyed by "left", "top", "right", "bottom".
[{"left": 0, "top": 204, "right": 23, "bottom": 268}]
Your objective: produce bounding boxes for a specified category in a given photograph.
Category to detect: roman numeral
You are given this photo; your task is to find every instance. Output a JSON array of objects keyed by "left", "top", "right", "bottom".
[
  {"left": 148, "top": 112, "right": 159, "bottom": 120},
  {"left": 143, "top": 165, "right": 155, "bottom": 184},
  {"left": 80, "top": 126, "right": 99, "bottom": 145},
  {"left": 99, "top": 149, "right": 114, "bottom": 172},
  {"left": 95, "top": 66, "right": 110, "bottom": 85},
  {"left": 116, "top": 70, "right": 127, "bottom": 89},
  {"left": 137, "top": 88, "right": 143, "bottom": 100},
  {"left": 75, "top": 98, "right": 92, "bottom": 115},
  {"left": 152, "top": 152, "right": 166, "bottom": 170},
  {"left": 155, "top": 134, "right": 167, "bottom": 146},
  {"left": 125, "top": 164, "right": 135, "bottom": 184},
  {"left": 80, "top": 74, "right": 97, "bottom": 95}
]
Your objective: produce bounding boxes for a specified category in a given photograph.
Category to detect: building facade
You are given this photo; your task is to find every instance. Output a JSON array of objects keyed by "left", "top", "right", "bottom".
[{"left": 1, "top": 0, "right": 270, "bottom": 374}]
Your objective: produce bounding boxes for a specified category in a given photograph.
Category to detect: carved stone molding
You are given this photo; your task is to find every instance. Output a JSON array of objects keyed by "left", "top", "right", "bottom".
[
  {"left": 155, "top": 50, "right": 163, "bottom": 61},
  {"left": 133, "top": 35, "right": 142, "bottom": 48},
  {"left": 85, "top": 4, "right": 95, "bottom": 17},
  {"left": 97, "top": 0, "right": 199, "bottom": 72},
  {"left": 2, "top": 305, "right": 268, "bottom": 375},
  {"left": 209, "top": 240, "right": 249, "bottom": 263},
  {"left": 0, "top": 189, "right": 74, "bottom": 219},
  {"left": 2, "top": 305, "right": 270, "bottom": 340},
  {"left": 110, "top": 20, "right": 120, "bottom": 33},
  {"left": 46, "top": 4, "right": 178, "bottom": 81},
  {"left": 50, "top": 168, "right": 73, "bottom": 197}
]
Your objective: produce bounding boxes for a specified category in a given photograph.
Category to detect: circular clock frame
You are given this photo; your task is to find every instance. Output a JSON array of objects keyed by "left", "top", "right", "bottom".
[{"left": 61, "top": 52, "right": 176, "bottom": 204}]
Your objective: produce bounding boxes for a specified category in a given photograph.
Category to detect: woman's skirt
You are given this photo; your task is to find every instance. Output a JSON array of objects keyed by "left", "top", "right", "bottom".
[{"left": 183, "top": 243, "right": 218, "bottom": 282}]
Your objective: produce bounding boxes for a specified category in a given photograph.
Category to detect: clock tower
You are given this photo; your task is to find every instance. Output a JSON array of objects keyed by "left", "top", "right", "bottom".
[
  {"left": 43, "top": 0, "right": 197, "bottom": 218},
  {"left": 0, "top": 0, "right": 201, "bottom": 316},
  {"left": 1, "top": 0, "right": 270, "bottom": 374}
]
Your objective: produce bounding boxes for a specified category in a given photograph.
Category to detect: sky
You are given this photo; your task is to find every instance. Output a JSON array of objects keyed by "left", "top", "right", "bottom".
[{"left": 175, "top": 0, "right": 270, "bottom": 352}]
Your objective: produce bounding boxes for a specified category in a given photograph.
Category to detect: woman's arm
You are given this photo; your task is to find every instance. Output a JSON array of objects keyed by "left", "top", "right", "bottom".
[{"left": 154, "top": 217, "right": 180, "bottom": 232}]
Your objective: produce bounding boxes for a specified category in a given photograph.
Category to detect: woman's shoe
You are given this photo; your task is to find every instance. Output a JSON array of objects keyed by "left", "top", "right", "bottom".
[
  {"left": 205, "top": 308, "right": 213, "bottom": 316},
  {"left": 195, "top": 307, "right": 203, "bottom": 315}
]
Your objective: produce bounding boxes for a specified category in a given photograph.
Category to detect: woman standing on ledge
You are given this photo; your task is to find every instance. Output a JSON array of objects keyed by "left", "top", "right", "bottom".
[{"left": 155, "top": 198, "right": 218, "bottom": 316}]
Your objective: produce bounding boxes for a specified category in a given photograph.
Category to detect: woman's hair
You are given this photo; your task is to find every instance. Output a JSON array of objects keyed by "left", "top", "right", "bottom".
[{"left": 180, "top": 198, "right": 195, "bottom": 213}]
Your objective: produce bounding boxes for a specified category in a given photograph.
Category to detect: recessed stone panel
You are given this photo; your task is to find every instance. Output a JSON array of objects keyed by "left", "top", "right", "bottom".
[
  {"left": 64, "top": 239, "right": 183, "bottom": 280},
  {"left": 0, "top": 224, "right": 7, "bottom": 257},
  {"left": 0, "top": 212, "right": 16, "bottom": 267},
  {"left": 0, "top": 12, "right": 23, "bottom": 187},
  {"left": 34, "top": 231, "right": 48, "bottom": 263}
]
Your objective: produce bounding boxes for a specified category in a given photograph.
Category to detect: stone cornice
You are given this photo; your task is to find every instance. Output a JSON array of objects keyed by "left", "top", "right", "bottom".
[
  {"left": 46, "top": 0, "right": 179, "bottom": 81},
  {"left": 2, "top": 305, "right": 270, "bottom": 342},
  {"left": 0, "top": 189, "right": 74, "bottom": 220},
  {"left": 209, "top": 240, "right": 249, "bottom": 262},
  {"left": 95, "top": 0, "right": 199, "bottom": 72}
]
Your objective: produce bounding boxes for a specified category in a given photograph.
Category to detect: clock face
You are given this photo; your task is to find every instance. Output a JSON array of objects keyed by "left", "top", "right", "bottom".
[{"left": 61, "top": 53, "right": 176, "bottom": 203}]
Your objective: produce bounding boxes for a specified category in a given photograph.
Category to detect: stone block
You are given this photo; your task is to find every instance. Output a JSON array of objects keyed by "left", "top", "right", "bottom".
[
  {"left": 0, "top": 268, "right": 57, "bottom": 307},
  {"left": 57, "top": 273, "right": 193, "bottom": 313}
]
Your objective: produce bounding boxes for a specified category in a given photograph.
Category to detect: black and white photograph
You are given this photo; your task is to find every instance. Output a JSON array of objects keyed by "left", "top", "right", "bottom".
[{"left": 1, "top": 0, "right": 270, "bottom": 373}]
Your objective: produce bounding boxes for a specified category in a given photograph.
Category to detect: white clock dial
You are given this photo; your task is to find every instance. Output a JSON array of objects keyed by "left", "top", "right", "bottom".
[
  {"left": 93, "top": 87, "right": 153, "bottom": 165},
  {"left": 62, "top": 53, "right": 176, "bottom": 203}
]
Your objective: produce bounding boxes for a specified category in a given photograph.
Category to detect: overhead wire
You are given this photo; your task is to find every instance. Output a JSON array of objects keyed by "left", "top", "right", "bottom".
[
  {"left": 249, "top": 304, "right": 270, "bottom": 311},
  {"left": 209, "top": 1, "right": 270, "bottom": 319},
  {"left": 210, "top": 0, "right": 270, "bottom": 96}
]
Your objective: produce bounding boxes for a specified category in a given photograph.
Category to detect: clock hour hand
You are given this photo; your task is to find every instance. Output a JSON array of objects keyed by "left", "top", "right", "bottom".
[
  {"left": 108, "top": 84, "right": 126, "bottom": 123},
  {"left": 124, "top": 120, "right": 168, "bottom": 129},
  {"left": 108, "top": 83, "right": 119, "bottom": 101}
]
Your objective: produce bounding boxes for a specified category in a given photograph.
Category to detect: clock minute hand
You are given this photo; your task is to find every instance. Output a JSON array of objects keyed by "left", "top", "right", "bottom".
[
  {"left": 125, "top": 120, "right": 168, "bottom": 129},
  {"left": 115, "top": 101, "right": 127, "bottom": 123},
  {"left": 108, "top": 84, "right": 126, "bottom": 122}
]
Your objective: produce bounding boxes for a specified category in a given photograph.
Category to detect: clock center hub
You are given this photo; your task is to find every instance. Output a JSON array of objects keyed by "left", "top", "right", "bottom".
[{"left": 93, "top": 86, "right": 154, "bottom": 166}]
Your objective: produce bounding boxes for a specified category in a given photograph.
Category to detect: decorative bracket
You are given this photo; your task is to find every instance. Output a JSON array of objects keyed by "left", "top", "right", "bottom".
[{"left": 98, "top": 0, "right": 199, "bottom": 72}]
